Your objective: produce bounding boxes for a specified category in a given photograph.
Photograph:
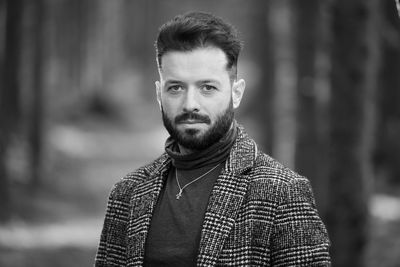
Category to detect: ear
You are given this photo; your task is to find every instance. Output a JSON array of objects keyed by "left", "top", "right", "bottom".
[
  {"left": 155, "top": 81, "right": 162, "bottom": 111},
  {"left": 232, "top": 79, "right": 246, "bottom": 109}
]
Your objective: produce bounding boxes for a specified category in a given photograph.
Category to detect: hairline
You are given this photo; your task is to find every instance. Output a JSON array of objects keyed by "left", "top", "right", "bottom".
[{"left": 157, "top": 45, "right": 238, "bottom": 83}]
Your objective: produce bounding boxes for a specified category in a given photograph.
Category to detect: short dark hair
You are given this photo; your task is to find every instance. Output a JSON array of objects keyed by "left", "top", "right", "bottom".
[{"left": 155, "top": 12, "right": 242, "bottom": 79}]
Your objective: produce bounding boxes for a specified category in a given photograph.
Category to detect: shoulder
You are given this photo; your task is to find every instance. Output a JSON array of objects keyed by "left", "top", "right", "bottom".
[
  {"left": 252, "top": 151, "right": 302, "bottom": 182},
  {"left": 108, "top": 153, "right": 170, "bottom": 201},
  {"left": 248, "top": 150, "right": 315, "bottom": 205}
]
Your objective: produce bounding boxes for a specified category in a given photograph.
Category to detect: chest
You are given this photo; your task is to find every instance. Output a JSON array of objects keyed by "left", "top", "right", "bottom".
[{"left": 127, "top": 169, "right": 279, "bottom": 266}]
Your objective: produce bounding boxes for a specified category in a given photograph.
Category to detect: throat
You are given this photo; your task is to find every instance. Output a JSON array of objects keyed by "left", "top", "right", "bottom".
[
  {"left": 165, "top": 122, "right": 238, "bottom": 170},
  {"left": 177, "top": 144, "right": 197, "bottom": 155}
]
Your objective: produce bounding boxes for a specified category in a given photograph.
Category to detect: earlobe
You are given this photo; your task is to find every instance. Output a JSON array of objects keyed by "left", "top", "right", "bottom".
[
  {"left": 232, "top": 79, "right": 246, "bottom": 109},
  {"left": 155, "top": 81, "right": 162, "bottom": 110}
]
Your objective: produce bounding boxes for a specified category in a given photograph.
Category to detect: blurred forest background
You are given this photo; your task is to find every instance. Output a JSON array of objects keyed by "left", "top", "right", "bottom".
[{"left": 1, "top": 0, "right": 400, "bottom": 266}]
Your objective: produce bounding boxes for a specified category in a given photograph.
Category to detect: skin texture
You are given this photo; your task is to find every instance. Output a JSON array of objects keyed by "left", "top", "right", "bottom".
[{"left": 156, "top": 46, "right": 246, "bottom": 154}]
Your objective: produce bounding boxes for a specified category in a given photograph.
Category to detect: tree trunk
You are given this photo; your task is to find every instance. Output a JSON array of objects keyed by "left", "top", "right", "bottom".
[
  {"left": 294, "top": 0, "right": 319, "bottom": 181},
  {"left": 313, "top": 0, "right": 333, "bottom": 219},
  {"left": 374, "top": 0, "right": 400, "bottom": 188},
  {"left": 327, "top": 0, "right": 380, "bottom": 265},
  {"left": 294, "top": 0, "right": 332, "bottom": 217},
  {"left": 243, "top": 1, "right": 274, "bottom": 154},
  {"left": 0, "top": 0, "right": 24, "bottom": 221},
  {"left": 0, "top": 93, "right": 11, "bottom": 222},
  {"left": 29, "top": 0, "right": 46, "bottom": 188},
  {"left": 269, "top": 0, "right": 297, "bottom": 169},
  {"left": 3, "top": 0, "right": 23, "bottom": 129}
]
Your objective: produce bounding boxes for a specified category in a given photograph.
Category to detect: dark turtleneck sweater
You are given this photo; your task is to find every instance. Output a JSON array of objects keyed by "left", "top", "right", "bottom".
[{"left": 144, "top": 123, "right": 237, "bottom": 267}]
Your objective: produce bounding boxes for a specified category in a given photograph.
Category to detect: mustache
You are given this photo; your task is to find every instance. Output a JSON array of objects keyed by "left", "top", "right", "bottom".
[{"left": 175, "top": 112, "right": 211, "bottom": 124}]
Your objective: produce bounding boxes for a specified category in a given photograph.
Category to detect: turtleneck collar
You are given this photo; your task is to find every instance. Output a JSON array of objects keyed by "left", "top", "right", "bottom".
[{"left": 165, "top": 121, "right": 238, "bottom": 170}]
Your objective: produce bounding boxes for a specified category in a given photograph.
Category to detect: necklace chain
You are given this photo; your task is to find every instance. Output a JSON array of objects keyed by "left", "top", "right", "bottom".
[{"left": 175, "top": 164, "right": 220, "bottom": 200}]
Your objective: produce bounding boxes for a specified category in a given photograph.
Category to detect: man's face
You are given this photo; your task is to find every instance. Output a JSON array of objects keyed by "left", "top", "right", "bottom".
[{"left": 156, "top": 46, "right": 245, "bottom": 152}]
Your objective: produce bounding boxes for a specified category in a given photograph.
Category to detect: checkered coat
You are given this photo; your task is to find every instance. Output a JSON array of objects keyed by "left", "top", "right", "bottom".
[{"left": 95, "top": 126, "right": 331, "bottom": 266}]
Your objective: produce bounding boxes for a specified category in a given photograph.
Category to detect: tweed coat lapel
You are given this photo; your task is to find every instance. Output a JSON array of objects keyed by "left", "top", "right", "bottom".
[
  {"left": 126, "top": 155, "right": 170, "bottom": 266},
  {"left": 196, "top": 126, "right": 257, "bottom": 266}
]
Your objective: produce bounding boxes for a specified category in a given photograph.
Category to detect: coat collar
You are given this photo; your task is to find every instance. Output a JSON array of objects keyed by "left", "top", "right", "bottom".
[
  {"left": 223, "top": 123, "right": 258, "bottom": 174},
  {"left": 128, "top": 124, "right": 257, "bottom": 265}
]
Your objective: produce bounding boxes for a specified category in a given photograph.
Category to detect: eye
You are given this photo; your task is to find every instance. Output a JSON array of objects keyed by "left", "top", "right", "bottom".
[
  {"left": 201, "top": 84, "right": 217, "bottom": 93},
  {"left": 167, "top": 85, "right": 184, "bottom": 93}
]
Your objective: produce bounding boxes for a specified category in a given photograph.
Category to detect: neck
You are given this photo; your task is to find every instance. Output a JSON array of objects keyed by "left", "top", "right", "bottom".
[
  {"left": 177, "top": 145, "right": 196, "bottom": 155},
  {"left": 165, "top": 121, "right": 237, "bottom": 170}
]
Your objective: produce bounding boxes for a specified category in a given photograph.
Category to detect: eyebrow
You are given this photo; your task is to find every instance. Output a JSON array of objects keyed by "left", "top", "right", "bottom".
[
  {"left": 164, "top": 80, "right": 184, "bottom": 85},
  {"left": 196, "top": 80, "right": 221, "bottom": 86},
  {"left": 164, "top": 79, "right": 221, "bottom": 86}
]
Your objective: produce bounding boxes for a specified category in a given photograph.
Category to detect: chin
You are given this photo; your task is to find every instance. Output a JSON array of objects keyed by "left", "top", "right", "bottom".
[
  {"left": 178, "top": 123, "right": 208, "bottom": 134},
  {"left": 179, "top": 125, "right": 208, "bottom": 139}
]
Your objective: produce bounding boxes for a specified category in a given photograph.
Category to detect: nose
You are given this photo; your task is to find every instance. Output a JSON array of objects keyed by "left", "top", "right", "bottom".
[{"left": 182, "top": 88, "right": 200, "bottom": 112}]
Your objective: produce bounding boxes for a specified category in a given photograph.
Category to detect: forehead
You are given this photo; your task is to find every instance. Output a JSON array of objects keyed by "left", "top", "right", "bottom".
[{"left": 159, "top": 47, "right": 230, "bottom": 82}]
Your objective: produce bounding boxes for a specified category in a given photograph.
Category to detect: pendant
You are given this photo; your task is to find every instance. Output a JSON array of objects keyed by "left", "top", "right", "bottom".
[{"left": 176, "top": 190, "right": 183, "bottom": 200}]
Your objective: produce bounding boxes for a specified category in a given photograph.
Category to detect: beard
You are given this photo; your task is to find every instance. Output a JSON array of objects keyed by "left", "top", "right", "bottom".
[{"left": 162, "top": 101, "right": 234, "bottom": 151}]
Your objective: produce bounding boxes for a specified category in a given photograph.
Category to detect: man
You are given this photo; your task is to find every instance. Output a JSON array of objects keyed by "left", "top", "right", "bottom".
[{"left": 95, "top": 12, "right": 330, "bottom": 266}]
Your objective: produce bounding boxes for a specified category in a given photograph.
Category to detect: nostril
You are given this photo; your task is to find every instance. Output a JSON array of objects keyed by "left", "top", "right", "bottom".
[{"left": 183, "top": 107, "right": 199, "bottom": 113}]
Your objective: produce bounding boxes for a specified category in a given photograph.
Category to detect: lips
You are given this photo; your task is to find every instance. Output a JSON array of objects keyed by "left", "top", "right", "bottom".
[
  {"left": 179, "top": 119, "right": 205, "bottom": 124},
  {"left": 175, "top": 112, "right": 211, "bottom": 124}
]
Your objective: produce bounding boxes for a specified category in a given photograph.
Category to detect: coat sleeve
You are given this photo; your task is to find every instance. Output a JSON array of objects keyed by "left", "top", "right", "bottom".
[
  {"left": 95, "top": 182, "right": 130, "bottom": 267},
  {"left": 270, "top": 177, "right": 331, "bottom": 266}
]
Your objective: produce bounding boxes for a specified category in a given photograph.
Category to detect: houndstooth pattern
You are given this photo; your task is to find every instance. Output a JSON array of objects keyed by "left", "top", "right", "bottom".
[{"left": 95, "top": 125, "right": 331, "bottom": 266}]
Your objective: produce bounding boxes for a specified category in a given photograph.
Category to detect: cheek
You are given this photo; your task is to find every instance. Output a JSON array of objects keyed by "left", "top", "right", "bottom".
[
  {"left": 208, "top": 99, "right": 231, "bottom": 119},
  {"left": 160, "top": 97, "right": 178, "bottom": 114}
]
